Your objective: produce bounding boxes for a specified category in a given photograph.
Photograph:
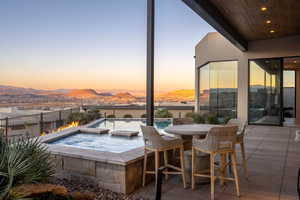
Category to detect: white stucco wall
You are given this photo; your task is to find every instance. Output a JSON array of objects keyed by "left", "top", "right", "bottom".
[{"left": 195, "top": 32, "right": 300, "bottom": 122}]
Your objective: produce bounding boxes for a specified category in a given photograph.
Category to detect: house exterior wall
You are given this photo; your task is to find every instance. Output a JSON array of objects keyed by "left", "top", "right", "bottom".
[{"left": 195, "top": 32, "right": 300, "bottom": 122}]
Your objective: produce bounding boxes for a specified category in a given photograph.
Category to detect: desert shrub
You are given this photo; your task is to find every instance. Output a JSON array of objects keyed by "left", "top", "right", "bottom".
[
  {"left": 192, "top": 113, "right": 206, "bottom": 124},
  {"left": 184, "top": 112, "right": 205, "bottom": 124},
  {"left": 66, "top": 112, "right": 86, "bottom": 124},
  {"left": 66, "top": 110, "right": 102, "bottom": 125},
  {"left": 70, "top": 191, "right": 96, "bottom": 200},
  {"left": 0, "top": 128, "right": 4, "bottom": 138},
  {"left": 10, "top": 184, "right": 68, "bottom": 200},
  {"left": 141, "top": 113, "right": 147, "bottom": 118},
  {"left": 10, "top": 183, "right": 96, "bottom": 200},
  {"left": 123, "top": 114, "right": 133, "bottom": 118},
  {"left": 106, "top": 114, "right": 116, "bottom": 118},
  {"left": 185, "top": 112, "right": 195, "bottom": 118},
  {"left": 206, "top": 114, "right": 220, "bottom": 124},
  {"left": 86, "top": 109, "right": 102, "bottom": 122},
  {"left": 222, "top": 112, "right": 237, "bottom": 124},
  {"left": 0, "top": 137, "right": 54, "bottom": 200},
  {"left": 155, "top": 108, "right": 173, "bottom": 118}
]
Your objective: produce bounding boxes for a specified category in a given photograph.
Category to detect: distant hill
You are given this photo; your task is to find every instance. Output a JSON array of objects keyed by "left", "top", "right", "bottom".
[
  {"left": 0, "top": 85, "right": 44, "bottom": 95},
  {"left": 0, "top": 85, "right": 70, "bottom": 95},
  {"left": 108, "top": 92, "right": 137, "bottom": 103},
  {"left": 65, "top": 89, "right": 101, "bottom": 98},
  {"left": 0, "top": 85, "right": 197, "bottom": 104},
  {"left": 157, "top": 89, "right": 195, "bottom": 102}
]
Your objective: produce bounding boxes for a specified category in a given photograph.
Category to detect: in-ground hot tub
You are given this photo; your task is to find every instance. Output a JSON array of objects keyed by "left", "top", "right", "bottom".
[{"left": 41, "top": 118, "right": 172, "bottom": 194}]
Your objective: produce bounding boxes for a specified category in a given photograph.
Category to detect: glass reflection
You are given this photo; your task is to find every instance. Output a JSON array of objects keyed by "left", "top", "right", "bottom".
[
  {"left": 249, "top": 59, "right": 282, "bottom": 125},
  {"left": 198, "top": 61, "right": 237, "bottom": 119},
  {"left": 283, "top": 70, "right": 295, "bottom": 118}
]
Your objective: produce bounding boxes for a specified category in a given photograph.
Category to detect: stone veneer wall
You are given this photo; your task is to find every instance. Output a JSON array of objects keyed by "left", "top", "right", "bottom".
[{"left": 51, "top": 154, "right": 145, "bottom": 194}]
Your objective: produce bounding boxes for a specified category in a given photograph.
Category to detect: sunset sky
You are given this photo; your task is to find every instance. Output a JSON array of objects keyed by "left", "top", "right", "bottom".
[{"left": 0, "top": 0, "right": 214, "bottom": 92}]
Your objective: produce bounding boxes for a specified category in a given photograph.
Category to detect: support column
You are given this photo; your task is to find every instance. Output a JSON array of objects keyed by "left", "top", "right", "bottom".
[
  {"left": 237, "top": 57, "right": 248, "bottom": 122},
  {"left": 296, "top": 70, "right": 300, "bottom": 124},
  {"left": 146, "top": 0, "right": 155, "bottom": 126},
  {"left": 195, "top": 68, "right": 200, "bottom": 112}
]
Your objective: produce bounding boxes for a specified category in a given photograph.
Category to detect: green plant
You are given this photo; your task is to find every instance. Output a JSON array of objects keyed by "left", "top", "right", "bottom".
[
  {"left": 66, "top": 110, "right": 102, "bottom": 125},
  {"left": 0, "top": 128, "right": 4, "bottom": 138},
  {"left": 123, "top": 114, "right": 133, "bottom": 118},
  {"left": 0, "top": 137, "right": 54, "bottom": 200},
  {"left": 85, "top": 110, "right": 101, "bottom": 123},
  {"left": 206, "top": 114, "right": 220, "bottom": 124},
  {"left": 184, "top": 112, "right": 205, "bottom": 124},
  {"left": 185, "top": 112, "right": 195, "bottom": 118},
  {"left": 10, "top": 183, "right": 68, "bottom": 200},
  {"left": 223, "top": 116, "right": 233, "bottom": 124},
  {"left": 141, "top": 113, "right": 147, "bottom": 118},
  {"left": 106, "top": 114, "right": 116, "bottom": 118},
  {"left": 192, "top": 113, "right": 206, "bottom": 124},
  {"left": 66, "top": 112, "right": 86, "bottom": 124},
  {"left": 155, "top": 108, "right": 173, "bottom": 118}
]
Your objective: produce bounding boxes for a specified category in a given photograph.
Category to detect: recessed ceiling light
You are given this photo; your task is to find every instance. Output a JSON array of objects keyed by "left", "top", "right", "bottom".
[
  {"left": 294, "top": 61, "right": 297, "bottom": 63},
  {"left": 266, "top": 20, "right": 271, "bottom": 24},
  {"left": 270, "top": 30, "right": 275, "bottom": 33},
  {"left": 261, "top": 7, "right": 267, "bottom": 11}
]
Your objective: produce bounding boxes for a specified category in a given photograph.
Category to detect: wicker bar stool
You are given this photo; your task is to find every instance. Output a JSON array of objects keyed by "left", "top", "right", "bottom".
[
  {"left": 227, "top": 119, "right": 248, "bottom": 177},
  {"left": 141, "top": 126, "right": 186, "bottom": 188},
  {"left": 191, "top": 126, "right": 240, "bottom": 200}
]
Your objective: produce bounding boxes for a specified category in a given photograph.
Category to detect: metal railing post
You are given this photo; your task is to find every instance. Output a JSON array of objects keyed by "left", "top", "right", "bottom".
[
  {"left": 5, "top": 117, "right": 8, "bottom": 143},
  {"left": 40, "top": 113, "right": 44, "bottom": 134},
  {"left": 59, "top": 110, "right": 63, "bottom": 126}
]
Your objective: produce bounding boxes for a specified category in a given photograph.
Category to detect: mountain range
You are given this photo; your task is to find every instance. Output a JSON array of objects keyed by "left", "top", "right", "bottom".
[{"left": 0, "top": 85, "right": 195, "bottom": 104}]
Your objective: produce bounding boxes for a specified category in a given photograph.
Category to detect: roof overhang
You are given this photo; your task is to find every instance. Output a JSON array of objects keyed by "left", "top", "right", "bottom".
[
  {"left": 182, "top": 0, "right": 248, "bottom": 51},
  {"left": 183, "top": 0, "right": 300, "bottom": 52}
]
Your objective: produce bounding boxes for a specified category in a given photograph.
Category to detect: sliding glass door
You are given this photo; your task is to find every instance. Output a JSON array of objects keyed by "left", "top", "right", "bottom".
[{"left": 248, "top": 58, "right": 283, "bottom": 125}]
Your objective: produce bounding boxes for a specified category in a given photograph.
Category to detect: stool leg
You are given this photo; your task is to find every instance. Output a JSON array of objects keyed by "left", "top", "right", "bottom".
[
  {"left": 232, "top": 152, "right": 240, "bottom": 197},
  {"left": 210, "top": 153, "right": 215, "bottom": 200},
  {"left": 155, "top": 150, "right": 160, "bottom": 182},
  {"left": 180, "top": 146, "right": 186, "bottom": 189},
  {"left": 191, "top": 147, "right": 196, "bottom": 190},
  {"left": 220, "top": 153, "right": 226, "bottom": 186},
  {"left": 240, "top": 142, "right": 248, "bottom": 178},
  {"left": 164, "top": 150, "right": 168, "bottom": 180},
  {"left": 143, "top": 149, "right": 148, "bottom": 187}
]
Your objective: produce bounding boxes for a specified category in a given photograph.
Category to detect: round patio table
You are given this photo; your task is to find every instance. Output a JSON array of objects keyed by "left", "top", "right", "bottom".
[
  {"left": 164, "top": 124, "right": 222, "bottom": 137},
  {"left": 164, "top": 124, "right": 222, "bottom": 150}
]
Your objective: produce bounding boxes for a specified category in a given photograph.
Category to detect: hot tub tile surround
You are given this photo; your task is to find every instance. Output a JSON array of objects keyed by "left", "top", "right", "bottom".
[{"left": 40, "top": 120, "right": 148, "bottom": 194}]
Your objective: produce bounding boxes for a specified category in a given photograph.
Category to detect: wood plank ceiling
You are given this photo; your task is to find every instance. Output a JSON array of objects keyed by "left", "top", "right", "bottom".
[
  {"left": 210, "top": 0, "right": 300, "bottom": 41},
  {"left": 284, "top": 57, "right": 300, "bottom": 70}
]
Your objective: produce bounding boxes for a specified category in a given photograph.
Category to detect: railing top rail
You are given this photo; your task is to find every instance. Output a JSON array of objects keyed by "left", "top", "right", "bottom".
[{"left": 0, "top": 107, "right": 79, "bottom": 121}]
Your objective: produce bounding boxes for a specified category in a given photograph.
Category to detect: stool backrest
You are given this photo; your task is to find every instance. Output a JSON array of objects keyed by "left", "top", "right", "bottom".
[
  {"left": 227, "top": 118, "right": 246, "bottom": 135},
  {"left": 140, "top": 125, "right": 165, "bottom": 148},
  {"left": 206, "top": 126, "right": 238, "bottom": 152}
]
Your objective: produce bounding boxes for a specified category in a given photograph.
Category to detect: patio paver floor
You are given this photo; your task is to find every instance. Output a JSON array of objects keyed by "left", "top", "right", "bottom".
[{"left": 132, "top": 125, "right": 299, "bottom": 200}]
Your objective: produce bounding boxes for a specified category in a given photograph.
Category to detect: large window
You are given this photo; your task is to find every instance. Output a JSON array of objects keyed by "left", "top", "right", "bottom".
[
  {"left": 283, "top": 70, "right": 295, "bottom": 118},
  {"left": 248, "top": 59, "right": 282, "bottom": 125},
  {"left": 198, "top": 61, "right": 238, "bottom": 119}
]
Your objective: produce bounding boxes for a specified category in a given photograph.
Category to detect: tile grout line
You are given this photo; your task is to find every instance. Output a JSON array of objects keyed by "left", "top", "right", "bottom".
[
  {"left": 246, "top": 129, "right": 268, "bottom": 161},
  {"left": 278, "top": 127, "right": 292, "bottom": 200}
]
